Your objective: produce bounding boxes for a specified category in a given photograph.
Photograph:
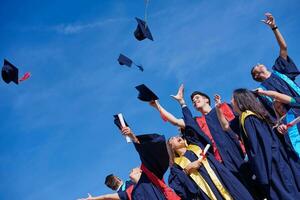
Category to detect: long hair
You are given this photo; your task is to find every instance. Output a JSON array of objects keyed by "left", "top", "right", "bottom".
[{"left": 233, "top": 88, "right": 275, "bottom": 126}]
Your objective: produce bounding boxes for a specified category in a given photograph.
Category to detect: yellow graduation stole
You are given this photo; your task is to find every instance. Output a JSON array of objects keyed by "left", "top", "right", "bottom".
[
  {"left": 240, "top": 110, "right": 257, "bottom": 138},
  {"left": 174, "top": 144, "right": 233, "bottom": 200}
]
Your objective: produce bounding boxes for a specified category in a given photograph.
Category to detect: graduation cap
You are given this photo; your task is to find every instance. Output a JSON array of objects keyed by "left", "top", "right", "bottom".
[
  {"left": 118, "top": 54, "right": 144, "bottom": 72},
  {"left": 1, "top": 59, "right": 31, "bottom": 85},
  {"left": 135, "top": 84, "right": 158, "bottom": 102},
  {"left": 134, "top": 17, "right": 153, "bottom": 41}
]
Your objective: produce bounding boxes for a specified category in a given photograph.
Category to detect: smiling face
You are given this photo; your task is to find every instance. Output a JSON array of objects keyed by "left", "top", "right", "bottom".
[
  {"left": 251, "top": 64, "right": 269, "bottom": 82},
  {"left": 192, "top": 94, "right": 209, "bottom": 110}
]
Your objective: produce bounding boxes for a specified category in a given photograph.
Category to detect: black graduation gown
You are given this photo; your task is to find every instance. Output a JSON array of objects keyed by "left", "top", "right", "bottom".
[
  {"left": 131, "top": 134, "right": 169, "bottom": 200},
  {"left": 168, "top": 106, "right": 254, "bottom": 200},
  {"left": 242, "top": 115, "right": 300, "bottom": 200}
]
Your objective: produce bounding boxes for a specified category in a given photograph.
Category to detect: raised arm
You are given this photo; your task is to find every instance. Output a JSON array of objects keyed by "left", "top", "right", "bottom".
[
  {"left": 78, "top": 193, "right": 120, "bottom": 200},
  {"left": 256, "top": 88, "right": 292, "bottom": 104},
  {"left": 150, "top": 100, "right": 185, "bottom": 128},
  {"left": 149, "top": 84, "right": 186, "bottom": 128},
  {"left": 261, "top": 12, "right": 287, "bottom": 60},
  {"left": 121, "top": 127, "right": 140, "bottom": 144},
  {"left": 214, "top": 94, "right": 232, "bottom": 131}
]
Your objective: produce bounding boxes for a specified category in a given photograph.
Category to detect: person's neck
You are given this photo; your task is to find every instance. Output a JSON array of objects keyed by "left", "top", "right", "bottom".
[
  {"left": 199, "top": 104, "right": 212, "bottom": 115},
  {"left": 265, "top": 71, "right": 272, "bottom": 79},
  {"left": 116, "top": 181, "right": 124, "bottom": 191},
  {"left": 176, "top": 147, "right": 187, "bottom": 156}
]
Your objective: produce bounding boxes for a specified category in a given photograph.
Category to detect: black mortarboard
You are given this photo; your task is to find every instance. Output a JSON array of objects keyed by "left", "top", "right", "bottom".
[
  {"left": 113, "top": 114, "right": 129, "bottom": 130},
  {"left": 2, "top": 59, "right": 19, "bottom": 84},
  {"left": 117, "top": 54, "right": 144, "bottom": 71},
  {"left": 134, "top": 17, "right": 153, "bottom": 41},
  {"left": 135, "top": 84, "right": 158, "bottom": 102},
  {"left": 118, "top": 54, "right": 133, "bottom": 67}
]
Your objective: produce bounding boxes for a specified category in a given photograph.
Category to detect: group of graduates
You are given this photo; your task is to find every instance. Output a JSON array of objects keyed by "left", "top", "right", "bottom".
[{"left": 78, "top": 13, "right": 300, "bottom": 200}]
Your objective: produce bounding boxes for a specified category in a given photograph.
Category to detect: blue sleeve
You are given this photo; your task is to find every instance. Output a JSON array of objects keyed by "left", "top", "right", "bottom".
[
  {"left": 181, "top": 106, "right": 212, "bottom": 149},
  {"left": 272, "top": 56, "right": 300, "bottom": 81}
]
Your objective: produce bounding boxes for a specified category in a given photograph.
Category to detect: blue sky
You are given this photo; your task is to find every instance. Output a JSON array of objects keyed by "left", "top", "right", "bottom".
[{"left": 1, "top": 0, "right": 300, "bottom": 199}]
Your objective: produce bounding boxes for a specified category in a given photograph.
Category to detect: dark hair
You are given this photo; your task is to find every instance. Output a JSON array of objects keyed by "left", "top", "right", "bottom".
[
  {"left": 233, "top": 88, "right": 275, "bottom": 125},
  {"left": 190, "top": 91, "right": 211, "bottom": 105},
  {"left": 105, "top": 174, "right": 119, "bottom": 190}
]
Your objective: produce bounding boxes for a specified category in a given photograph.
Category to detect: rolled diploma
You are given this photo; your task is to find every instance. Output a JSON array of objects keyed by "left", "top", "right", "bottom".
[
  {"left": 287, "top": 116, "right": 300, "bottom": 128},
  {"left": 199, "top": 144, "right": 211, "bottom": 161},
  {"left": 118, "top": 113, "right": 131, "bottom": 143}
]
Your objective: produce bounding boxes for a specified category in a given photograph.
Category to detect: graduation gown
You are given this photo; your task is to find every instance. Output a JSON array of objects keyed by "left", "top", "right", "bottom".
[
  {"left": 131, "top": 134, "right": 169, "bottom": 200},
  {"left": 261, "top": 56, "right": 299, "bottom": 100},
  {"left": 193, "top": 106, "right": 246, "bottom": 179},
  {"left": 117, "top": 180, "right": 135, "bottom": 200},
  {"left": 241, "top": 112, "right": 300, "bottom": 200},
  {"left": 168, "top": 106, "right": 254, "bottom": 200}
]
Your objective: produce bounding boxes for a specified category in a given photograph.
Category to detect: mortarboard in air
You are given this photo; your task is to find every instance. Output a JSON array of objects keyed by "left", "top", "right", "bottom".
[
  {"left": 135, "top": 84, "right": 158, "bottom": 102},
  {"left": 118, "top": 54, "right": 144, "bottom": 71},
  {"left": 1, "top": 59, "right": 31, "bottom": 85},
  {"left": 134, "top": 17, "right": 153, "bottom": 41},
  {"left": 113, "top": 114, "right": 129, "bottom": 130}
]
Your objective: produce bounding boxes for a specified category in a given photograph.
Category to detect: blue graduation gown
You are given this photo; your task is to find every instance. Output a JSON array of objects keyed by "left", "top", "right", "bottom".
[
  {"left": 168, "top": 106, "right": 254, "bottom": 200},
  {"left": 131, "top": 134, "right": 169, "bottom": 200},
  {"left": 261, "top": 56, "right": 300, "bottom": 100},
  {"left": 242, "top": 115, "right": 300, "bottom": 200},
  {"left": 117, "top": 180, "right": 135, "bottom": 200},
  {"left": 199, "top": 107, "right": 246, "bottom": 176}
]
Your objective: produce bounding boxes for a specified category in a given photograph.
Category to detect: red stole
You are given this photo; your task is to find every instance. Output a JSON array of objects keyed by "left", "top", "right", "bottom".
[
  {"left": 140, "top": 164, "right": 181, "bottom": 200},
  {"left": 196, "top": 116, "right": 223, "bottom": 162},
  {"left": 125, "top": 185, "right": 134, "bottom": 200}
]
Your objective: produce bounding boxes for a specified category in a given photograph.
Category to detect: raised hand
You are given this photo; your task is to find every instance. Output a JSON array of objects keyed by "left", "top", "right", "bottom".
[
  {"left": 261, "top": 12, "right": 276, "bottom": 29},
  {"left": 214, "top": 94, "right": 222, "bottom": 108},
  {"left": 121, "top": 126, "right": 140, "bottom": 143},
  {"left": 121, "top": 126, "right": 134, "bottom": 138},
  {"left": 171, "top": 84, "right": 185, "bottom": 105},
  {"left": 149, "top": 100, "right": 159, "bottom": 109}
]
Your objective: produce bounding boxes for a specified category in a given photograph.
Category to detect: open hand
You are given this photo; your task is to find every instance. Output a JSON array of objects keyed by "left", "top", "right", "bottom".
[
  {"left": 214, "top": 94, "right": 222, "bottom": 108},
  {"left": 261, "top": 12, "right": 276, "bottom": 29},
  {"left": 171, "top": 84, "right": 185, "bottom": 105}
]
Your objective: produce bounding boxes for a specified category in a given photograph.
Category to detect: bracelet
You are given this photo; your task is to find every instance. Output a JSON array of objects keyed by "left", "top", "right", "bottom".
[{"left": 272, "top": 26, "right": 278, "bottom": 30}]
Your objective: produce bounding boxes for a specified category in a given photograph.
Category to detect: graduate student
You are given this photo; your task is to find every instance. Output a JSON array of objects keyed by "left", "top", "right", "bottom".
[
  {"left": 149, "top": 84, "right": 245, "bottom": 179},
  {"left": 251, "top": 13, "right": 300, "bottom": 107},
  {"left": 255, "top": 89, "right": 300, "bottom": 156},
  {"left": 231, "top": 88, "right": 300, "bottom": 200},
  {"left": 166, "top": 92, "right": 254, "bottom": 200},
  {"left": 120, "top": 126, "right": 180, "bottom": 200},
  {"left": 78, "top": 170, "right": 140, "bottom": 200}
]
